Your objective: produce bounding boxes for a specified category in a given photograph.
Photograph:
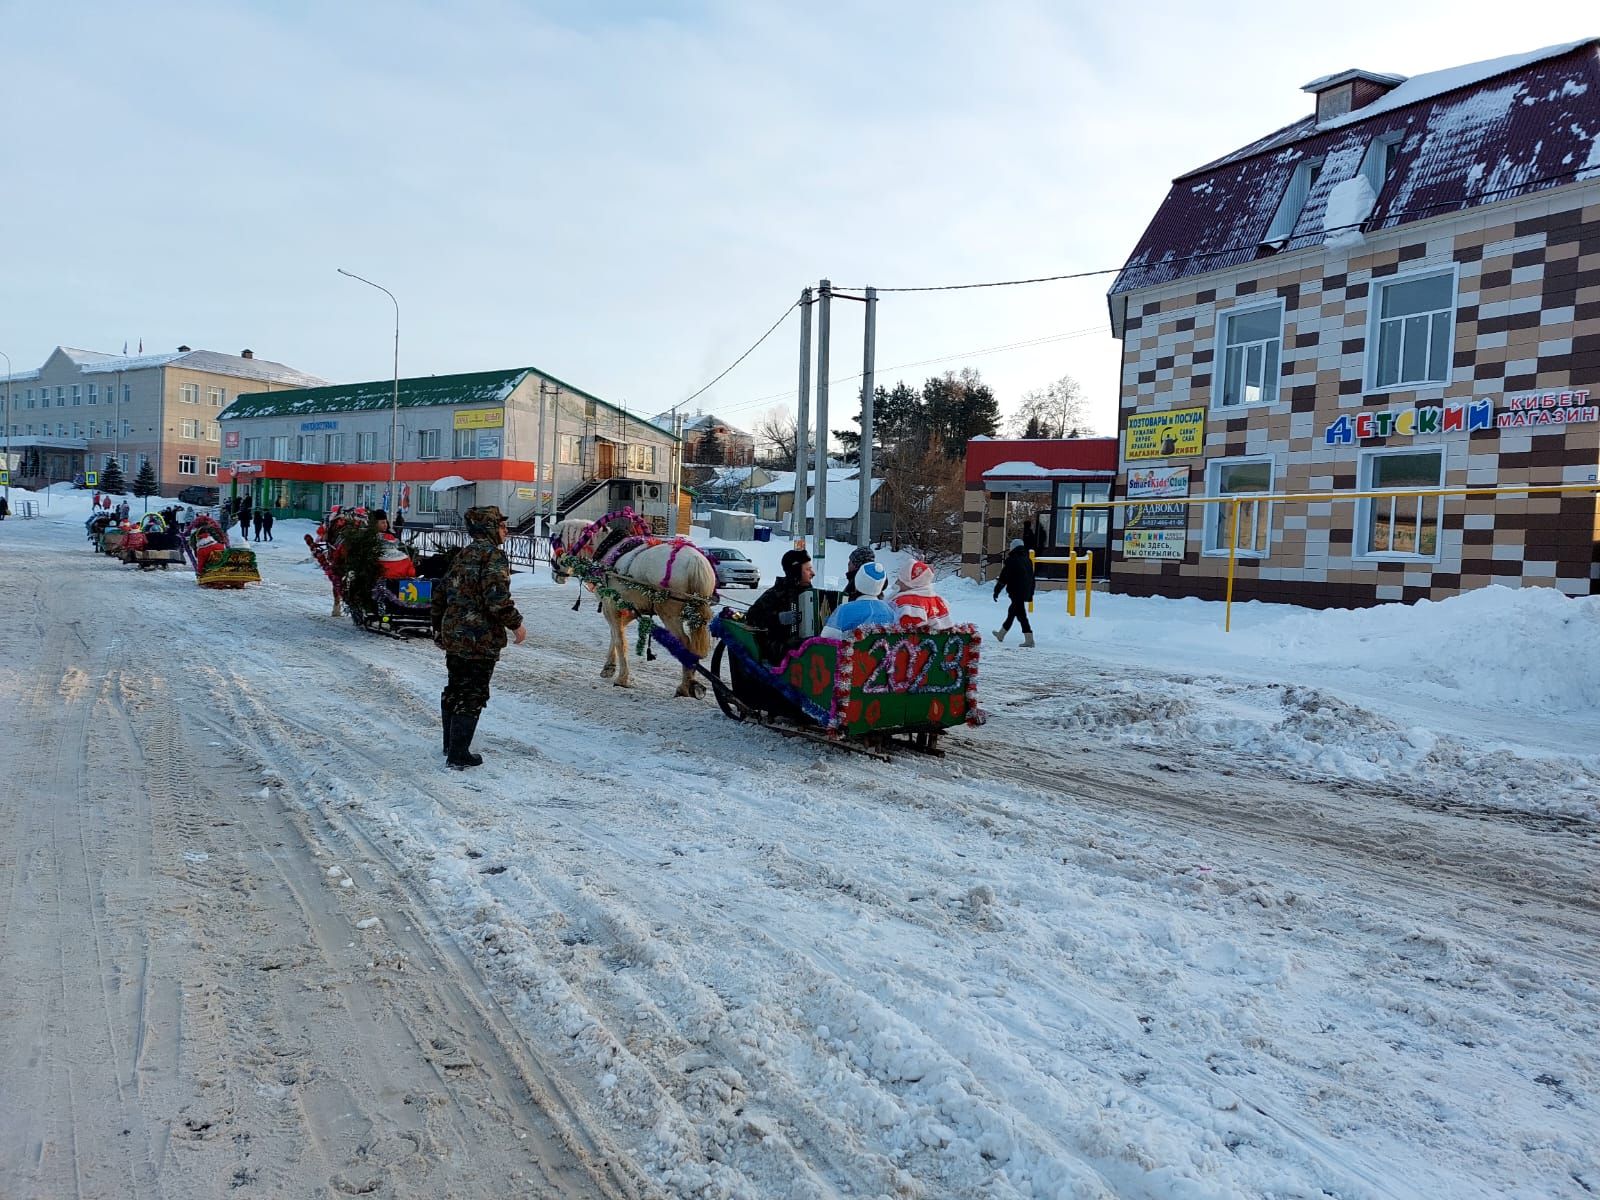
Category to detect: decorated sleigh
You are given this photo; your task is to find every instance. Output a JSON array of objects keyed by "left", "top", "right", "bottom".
[
  {"left": 119, "top": 513, "right": 187, "bottom": 570},
  {"left": 306, "top": 507, "right": 449, "bottom": 637},
  {"left": 184, "top": 514, "right": 261, "bottom": 588},
  {"left": 705, "top": 611, "right": 984, "bottom": 757}
]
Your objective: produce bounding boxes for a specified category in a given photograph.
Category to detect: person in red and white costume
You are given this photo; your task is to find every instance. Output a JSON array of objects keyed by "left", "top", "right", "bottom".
[{"left": 890, "top": 559, "right": 953, "bottom": 630}]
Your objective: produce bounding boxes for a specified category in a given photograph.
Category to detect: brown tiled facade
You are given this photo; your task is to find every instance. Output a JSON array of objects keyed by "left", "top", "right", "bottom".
[{"left": 1110, "top": 184, "right": 1600, "bottom": 607}]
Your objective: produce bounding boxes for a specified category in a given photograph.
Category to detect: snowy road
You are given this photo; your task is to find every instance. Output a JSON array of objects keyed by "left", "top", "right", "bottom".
[{"left": 2, "top": 502, "right": 1597, "bottom": 1198}]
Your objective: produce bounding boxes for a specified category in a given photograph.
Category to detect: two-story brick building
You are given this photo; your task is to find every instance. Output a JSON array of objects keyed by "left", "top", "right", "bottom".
[{"left": 1107, "top": 39, "right": 1600, "bottom": 606}]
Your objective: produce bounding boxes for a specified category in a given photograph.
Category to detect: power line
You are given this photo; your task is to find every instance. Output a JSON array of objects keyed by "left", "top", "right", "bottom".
[
  {"left": 709, "top": 324, "right": 1106, "bottom": 420},
  {"left": 672, "top": 297, "right": 799, "bottom": 413},
  {"left": 833, "top": 164, "right": 1599, "bottom": 294}
]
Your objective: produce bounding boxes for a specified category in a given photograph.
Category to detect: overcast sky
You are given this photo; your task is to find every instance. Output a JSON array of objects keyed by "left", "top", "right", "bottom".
[{"left": 1, "top": 0, "right": 1593, "bottom": 443}]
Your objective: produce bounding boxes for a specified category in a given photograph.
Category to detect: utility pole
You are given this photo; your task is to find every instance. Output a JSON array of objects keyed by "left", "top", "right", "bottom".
[
  {"left": 537, "top": 380, "right": 555, "bottom": 534},
  {"left": 791, "top": 286, "right": 812, "bottom": 546},
  {"left": 856, "top": 286, "right": 877, "bottom": 548},
  {"left": 813, "top": 279, "right": 832, "bottom": 576},
  {"left": 1, "top": 350, "right": 11, "bottom": 506}
]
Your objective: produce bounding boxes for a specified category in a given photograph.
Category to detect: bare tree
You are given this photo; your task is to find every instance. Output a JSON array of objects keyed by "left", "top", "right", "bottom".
[
  {"left": 1008, "top": 374, "right": 1093, "bottom": 439},
  {"left": 753, "top": 406, "right": 797, "bottom": 469}
]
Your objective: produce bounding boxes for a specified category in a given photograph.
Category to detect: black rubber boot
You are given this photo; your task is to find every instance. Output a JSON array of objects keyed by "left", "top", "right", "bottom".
[
  {"left": 446, "top": 714, "right": 483, "bottom": 769},
  {"left": 441, "top": 697, "right": 450, "bottom": 754}
]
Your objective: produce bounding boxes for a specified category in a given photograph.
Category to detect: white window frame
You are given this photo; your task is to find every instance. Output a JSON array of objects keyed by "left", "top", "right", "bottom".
[
  {"left": 1366, "top": 263, "right": 1458, "bottom": 393},
  {"left": 559, "top": 433, "right": 584, "bottom": 466},
  {"left": 56, "top": 386, "right": 66, "bottom": 407},
  {"left": 180, "top": 418, "right": 200, "bottom": 439},
  {"left": 1202, "top": 454, "right": 1275, "bottom": 558},
  {"left": 326, "top": 483, "right": 345, "bottom": 508},
  {"left": 627, "top": 444, "right": 656, "bottom": 473},
  {"left": 243, "top": 437, "right": 262, "bottom": 458},
  {"left": 326, "top": 432, "right": 346, "bottom": 462},
  {"left": 417, "top": 428, "right": 442, "bottom": 459},
  {"left": 1263, "top": 158, "right": 1322, "bottom": 246},
  {"left": 179, "top": 383, "right": 200, "bottom": 404},
  {"left": 415, "top": 486, "right": 439, "bottom": 515},
  {"left": 205, "top": 456, "right": 220, "bottom": 478},
  {"left": 1355, "top": 444, "right": 1445, "bottom": 563},
  {"left": 178, "top": 454, "right": 197, "bottom": 475},
  {"left": 207, "top": 386, "right": 224, "bottom": 407},
  {"left": 357, "top": 431, "right": 376, "bottom": 462},
  {"left": 71, "top": 385, "right": 81, "bottom": 405},
  {"left": 1214, "top": 299, "right": 1285, "bottom": 409},
  {"left": 88, "top": 383, "right": 98, "bottom": 404},
  {"left": 1360, "top": 132, "right": 1403, "bottom": 198},
  {"left": 270, "top": 434, "right": 290, "bottom": 459},
  {"left": 453, "top": 427, "right": 478, "bottom": 459}
]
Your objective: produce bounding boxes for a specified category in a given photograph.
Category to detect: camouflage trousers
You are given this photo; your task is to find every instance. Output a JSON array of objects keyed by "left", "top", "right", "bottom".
[{"left": 442, "top": 654, "right": 499, "bottom": 718}]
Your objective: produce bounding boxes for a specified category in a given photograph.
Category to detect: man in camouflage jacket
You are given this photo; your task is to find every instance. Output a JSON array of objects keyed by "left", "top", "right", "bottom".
[{"left": 437, "top": 505, "right": 526, "bottom": 768}]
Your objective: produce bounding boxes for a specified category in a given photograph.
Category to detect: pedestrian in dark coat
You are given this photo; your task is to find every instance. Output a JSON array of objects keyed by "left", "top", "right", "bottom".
[
  {"left": 992, "top": 539, "right": 1036, "bottom": 647},
  {"left": 436, "top": 505, "right": 526, "bottom": 768},
  {"left": 250, "top": 510, "right": 262, "bottom": 540},
  {"left": 260, "top": 511, "right": 274, "bottom": 541}
]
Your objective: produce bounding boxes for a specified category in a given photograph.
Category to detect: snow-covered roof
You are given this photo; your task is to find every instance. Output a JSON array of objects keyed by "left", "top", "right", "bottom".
[
  {"left": 1302, "top": 67, "right": 1407, "bottom": 93},
  {"left": 1112, "top": 38, "right": 1600, "bottom": 296},
  {"left": 706, "top": 465, "right": 761, "bottom": 489},
  {"left": 750, "top": 467, "right": 860, "bottom": 495},
  {"left": 803, "top": 477, "right": 882, "bottom": 520},
  {"left": 55, "top": 346, "right": 329, "bottom": 387},
  {"left": 982, "top": 461, "right": 1112, "bottom": 480},
  {"left": 1317, "top": 41, "right": 1593, "bottom": 131}
]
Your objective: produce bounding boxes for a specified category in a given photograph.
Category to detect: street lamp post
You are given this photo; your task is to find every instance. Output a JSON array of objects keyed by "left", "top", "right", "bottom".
[
  {"left": 337, "top": 269, "right": 400, "bottom": 513},
  {"left": 1, "top": 350, "right": 11, "bottom": 504}
]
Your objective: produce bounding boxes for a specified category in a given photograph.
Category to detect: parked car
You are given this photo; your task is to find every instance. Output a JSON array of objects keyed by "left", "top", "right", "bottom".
[
  {"left": 177, "top": 485, "right": 221, "bottom": 506},
  {"left": 704, "top": 546, "right": 761, "bottom": 589}
]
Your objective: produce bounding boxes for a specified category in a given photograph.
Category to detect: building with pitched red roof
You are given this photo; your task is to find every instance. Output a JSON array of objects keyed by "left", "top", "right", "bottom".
[{"left": 1107, "top": 39, "right": 1600, "bottom": 606}]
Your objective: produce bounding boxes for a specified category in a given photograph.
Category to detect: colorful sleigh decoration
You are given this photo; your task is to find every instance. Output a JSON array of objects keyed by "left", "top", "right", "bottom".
[
  {"left": 306, "top": 506, "right": 443, "bottom": 636},
  {"left": 120, "top": 512, "right": 188, "bottom": 570},
  {"left": 705, "top": 611, "right": 985, "bottom": 757},
  {"left": 184, "top": 514, "right": 261, "bottom": 588}
]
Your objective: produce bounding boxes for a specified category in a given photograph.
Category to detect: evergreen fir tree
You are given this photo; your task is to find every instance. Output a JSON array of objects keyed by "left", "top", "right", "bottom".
[
  {"left": 99, "top": 456, "right": 128, "bottom": 495},
  {"left": 133, "top": 459, "right": 158, "bottom": 504}
]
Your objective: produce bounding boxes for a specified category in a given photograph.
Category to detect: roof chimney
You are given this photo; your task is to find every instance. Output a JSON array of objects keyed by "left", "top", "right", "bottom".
[
  {"left": 240, "top": 348, "right": 254, "bottom": 359},
  {"left": 177, "top": 344, "right": 192, "bottom": 352},
  {"left": 1303, "top": 68, "right": 1405, "bottom": 123}
]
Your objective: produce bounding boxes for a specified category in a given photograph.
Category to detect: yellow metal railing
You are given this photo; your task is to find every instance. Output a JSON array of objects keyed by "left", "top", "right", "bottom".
[
  {"left": 1065, "top": 482, "right": 1600, "bottom": 632},
  {"left": 1027, "top": 551, "right": 1094, "bottom": 617}
]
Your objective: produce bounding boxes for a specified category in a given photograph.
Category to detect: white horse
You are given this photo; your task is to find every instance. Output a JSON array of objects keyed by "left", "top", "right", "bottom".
[{"left": 553, "top": 512, "right": 717, "bottom": 697}]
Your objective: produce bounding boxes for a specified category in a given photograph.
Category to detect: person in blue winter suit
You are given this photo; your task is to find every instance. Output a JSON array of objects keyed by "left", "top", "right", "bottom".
[{"left": 821, "top": 561, "right": 896, "bottom": 639}]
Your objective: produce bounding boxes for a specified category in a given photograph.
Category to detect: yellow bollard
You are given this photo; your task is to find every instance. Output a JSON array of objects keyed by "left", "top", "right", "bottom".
[
  {"left": 1224, "top": 499, "right": 1242, "bottom": 634},
  {"left": 1028, "top": 549, "right": 1036, "bottom": 613},
  {"left": 1066, "top": 552, "right": 1077, "bottom": 617},
  {"left": 1084, "top": 551, "right": 1093, "bottom": 619}
]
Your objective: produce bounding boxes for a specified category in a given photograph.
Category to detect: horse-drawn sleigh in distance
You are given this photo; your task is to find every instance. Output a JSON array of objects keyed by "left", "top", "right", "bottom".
[
  {"left": 552, "top": 507, "right": 984, "bottom": 757},
  {"left": 307, "top": 506, "right": 452, "bottom": 637}
]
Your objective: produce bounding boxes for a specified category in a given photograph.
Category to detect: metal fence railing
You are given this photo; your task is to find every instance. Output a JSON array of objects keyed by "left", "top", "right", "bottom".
[
  {"left": 407, "top": 528, "right": 552, "bottom": 571},
  {"left": 1067, "top": 482, "right": 1600, "bottom": 631}
]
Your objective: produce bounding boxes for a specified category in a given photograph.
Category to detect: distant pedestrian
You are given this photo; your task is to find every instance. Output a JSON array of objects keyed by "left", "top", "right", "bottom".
[
  {"left": 992, "top": 538, "right": 1036, "bottom": 648},
  {"left": 261, "top": 511, "right": 274, "bottom": 542},
  {"left": 393, "top": 511, "right": 406, "bottom": 540},
  {"left": 1021, "top": 518, "right": 1038, "bottom": 550},
  {"left": 0, "top": 495, "right": 9, "bottom": 520},
  {"left": 252, "top": 510, "right": 264, "bottom": 541},
  {"left": 436, "top": 506, "right": 525, "bottom": 768}
]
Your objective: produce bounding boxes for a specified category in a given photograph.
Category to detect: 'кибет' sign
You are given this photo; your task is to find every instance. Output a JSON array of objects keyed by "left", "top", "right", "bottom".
[
  {"left": 1324, "top": 399, "right": 1492, "bottom": 445},
  {"left": 1496, "top": 390, "right": 1595, "bottom": 428},
  {"left": 1124, "top": 407, "right": 1205, "bottom": 460}
]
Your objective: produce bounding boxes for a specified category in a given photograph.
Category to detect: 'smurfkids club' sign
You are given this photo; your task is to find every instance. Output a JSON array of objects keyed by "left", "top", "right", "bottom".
[
  {"left": 1496, "top": 389, "right": 1595, "bottom": 428},
  {"left": 1323, "top": 399, "right": 1492, "bottom": 445}
]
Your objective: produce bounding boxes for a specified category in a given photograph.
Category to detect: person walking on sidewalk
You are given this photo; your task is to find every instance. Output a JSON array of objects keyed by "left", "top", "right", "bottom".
[
  {"left": 260, "top": 510, "right": 274, "bottom": 541},
  {"left": 436, "top": 506, "right": 526, "bottom": 769},
  {"left": 992, "top": 538, "right": 1036, "bottom": 647}
]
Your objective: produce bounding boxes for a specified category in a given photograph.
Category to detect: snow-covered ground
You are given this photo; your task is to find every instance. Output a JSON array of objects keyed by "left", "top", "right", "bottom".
[{"left": 3, "top": 489, "right": 1598, "bottom": 1199}]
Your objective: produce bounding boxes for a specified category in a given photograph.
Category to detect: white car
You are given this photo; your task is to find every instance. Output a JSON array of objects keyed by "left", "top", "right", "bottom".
[{"left": 704, "top": 546, "right": 761, "bottom": 589}]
